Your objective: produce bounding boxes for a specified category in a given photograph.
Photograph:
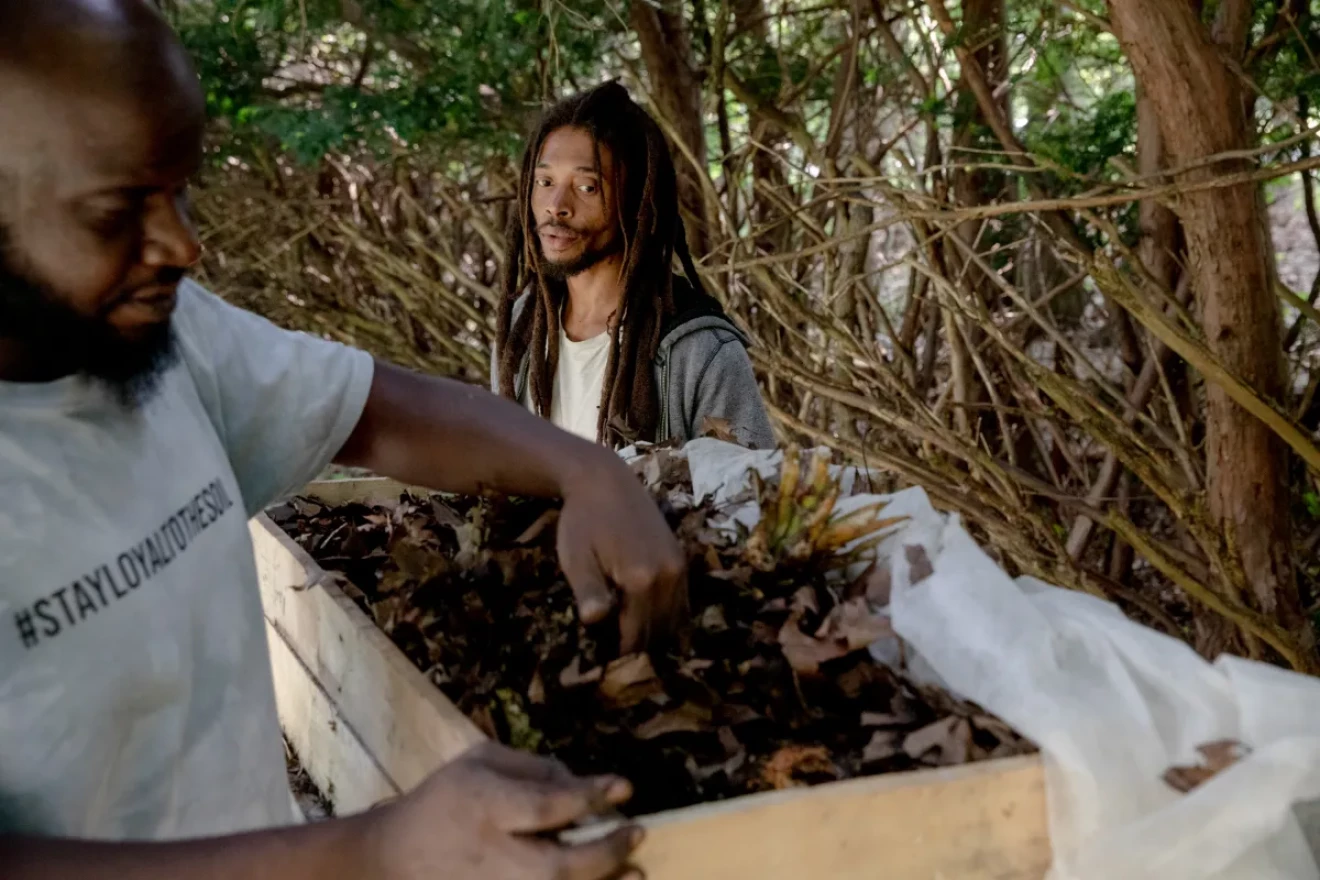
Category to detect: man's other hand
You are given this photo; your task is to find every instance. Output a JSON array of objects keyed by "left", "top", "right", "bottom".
[
  {"left": 368, "top": 743, "right": 642, "bottom": 880},
  {"left": 556, "top": 449, "right": 688, "bottom": 653}
]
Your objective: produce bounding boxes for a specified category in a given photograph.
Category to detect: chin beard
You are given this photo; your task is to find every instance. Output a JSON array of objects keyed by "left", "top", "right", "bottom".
[
  {"left": 0, "top": 242, "right": 179, "bottom": 410},
  {"left": 536, "top": 237, "right": 619, "bottom": 282}
]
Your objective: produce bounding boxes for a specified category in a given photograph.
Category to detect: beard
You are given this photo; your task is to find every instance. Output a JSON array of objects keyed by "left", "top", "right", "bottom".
[
  {"left": 0, "top": 232, "right": 179, "bottom": 409},
  {"left": 536, "top": 224, "right": 621, "bottom": 281}
]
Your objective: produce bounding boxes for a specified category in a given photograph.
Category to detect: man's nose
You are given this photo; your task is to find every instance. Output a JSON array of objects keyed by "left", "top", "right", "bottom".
[
  {"left": 141, "top": 192, "right": 201, "bottom": 269},
  {"left": 544, "top": 185, "right": 572, "bottom": 219}
]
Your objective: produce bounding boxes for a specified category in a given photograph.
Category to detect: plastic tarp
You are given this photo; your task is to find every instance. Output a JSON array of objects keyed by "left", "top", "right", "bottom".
[{"left": 664, "top": 438, "right": 1320, "bottom": 880}]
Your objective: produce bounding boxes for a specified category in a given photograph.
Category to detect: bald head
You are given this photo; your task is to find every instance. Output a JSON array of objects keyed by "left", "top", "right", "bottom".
[
  {"left": 0, "top": 0, "right": 204, "bottom": 398},
  {"left": 0, "top": 0, "right": 203, "bottom": 145}
]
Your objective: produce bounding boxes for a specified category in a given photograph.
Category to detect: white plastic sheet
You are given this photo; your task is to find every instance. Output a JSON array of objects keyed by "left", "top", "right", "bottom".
[{"left": 677, "top": 438, "right": 1320, "bottom": 880}]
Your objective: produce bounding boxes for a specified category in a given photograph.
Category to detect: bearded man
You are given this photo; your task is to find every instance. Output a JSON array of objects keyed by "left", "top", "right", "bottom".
[{"left": 0, "top": 3, "right": 681, "bottom": 878}]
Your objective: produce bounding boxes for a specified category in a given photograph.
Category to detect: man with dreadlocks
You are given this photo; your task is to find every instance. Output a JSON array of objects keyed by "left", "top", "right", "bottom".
[{"left": 493, "top": 82, "right": 774, "bottom": 450}]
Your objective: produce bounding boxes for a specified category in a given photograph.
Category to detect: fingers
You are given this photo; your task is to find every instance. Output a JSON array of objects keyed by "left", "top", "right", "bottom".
[
  {"left": 616, "top": 581, "right": 651, "bottom": 655},
  {"left": 484, "top": 768, "right": 633, "bottom": 834},
  {"left": 558, "top": 531, "right": 616, "bottom": 625},
  {"left": 544, "top": 825, "right": 645, "bottom": 880},
  {"left": 615, "top": 553, "right": 687, "bottom": 653}
]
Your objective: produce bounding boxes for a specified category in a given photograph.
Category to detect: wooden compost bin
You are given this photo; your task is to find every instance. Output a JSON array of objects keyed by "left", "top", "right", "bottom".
[{"left": 253, "top": 478, "right": 1052, "bottom": 880}]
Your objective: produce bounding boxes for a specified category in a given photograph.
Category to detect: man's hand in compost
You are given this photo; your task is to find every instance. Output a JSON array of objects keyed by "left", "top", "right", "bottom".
[
  {"left": 555, "top": 458, "right": 687, "bottom": 651},
  {"left": 367, "top": 743, "right": 642, "bottom": 880},
  {"left": 336, "top": 362, "right": 688, "bottom": 652}
]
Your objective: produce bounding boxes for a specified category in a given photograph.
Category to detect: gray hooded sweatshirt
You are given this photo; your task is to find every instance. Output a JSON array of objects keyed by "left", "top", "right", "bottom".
[{"left": 492, "top": 277, "right": 775, "bottom": 449}]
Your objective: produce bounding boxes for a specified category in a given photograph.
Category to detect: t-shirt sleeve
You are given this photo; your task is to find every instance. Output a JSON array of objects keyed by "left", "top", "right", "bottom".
[{"left": 172, "top": 279, "right": 375, "bottom": 516}]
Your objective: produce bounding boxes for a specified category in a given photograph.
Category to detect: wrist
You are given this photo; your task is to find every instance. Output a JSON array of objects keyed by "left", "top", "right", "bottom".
[
  {"left": 553, "top": 437, "right": 623, "bottom": 499},
  {"left": 335, "top": 803, "right": 396, "bottom": 879}
]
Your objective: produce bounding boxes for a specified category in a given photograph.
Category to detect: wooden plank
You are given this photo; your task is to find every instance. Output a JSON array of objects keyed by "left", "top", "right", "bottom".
[
  {"left": 265, "top": 616, "right": 399, "bottom": 813},
  {"left": 300, "top": 477, "right": 427, "bottom": 507},
  {"left": 251, "top": 515, "right": 486, "bottom": 797},
  {"left": 626, "top": 755, "right": 1049, "bottom": 880}
]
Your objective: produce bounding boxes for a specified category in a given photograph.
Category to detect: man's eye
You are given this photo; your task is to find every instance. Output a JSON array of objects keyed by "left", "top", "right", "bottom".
[
  {"left": 535, "top": 178, "right": 552, "bottom": 188},
  {"left": 578, "top": 184, "right": 597, "bottom": 194},
  {"left": 87, "top": 207, "right": 136, "bottom": 237}
]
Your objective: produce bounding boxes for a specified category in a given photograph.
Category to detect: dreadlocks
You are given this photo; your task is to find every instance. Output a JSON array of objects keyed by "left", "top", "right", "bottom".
[{"left": 495, "top": 80, "right": 706, "bottom": 447}]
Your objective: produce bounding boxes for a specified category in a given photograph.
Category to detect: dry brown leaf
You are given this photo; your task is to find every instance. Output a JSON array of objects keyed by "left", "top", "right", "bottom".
[
  {"left": 777, "top": 599, "right": 889, "bottom": 675},
  {"left": 707, "top": 565, "right": 753, "bottom": 585},
  {"left": 699, "top": 605, "right": 728, "bottom": 632},
  {"left": 720, "top": 704, "right": 763, "bottom": 726},
  {"left": 702, "top": 545, "right": 724, "bottom": 573},
  {"left": 687, "top": 728, "right": 748, "bottom": 783},
  {"left": 680, "top": 658, "right": 715, "bottom": 677},
  {"left": 635, "top": 447, "right": 692, "bottom": 490},
  {"left": 777, "top": 611, "right": 851, "bottom": 676},
  {"left": 514, "top": 509, "right": 560, "bottom": 545},
  {"left": 700, "top": 416, "right": 738, "bottom": 444},
  {"left": 864, "top": 561, "right": 893, "bottom": 606},
  {"left": 750, "top": 620, "right": 781, "bottom": 645},
  {"left": 558, "top": 655, "right": 603, "bottom": 688},
  {"left": 718, "top": 726, "right": 741, "bottom": 755},
  {"left": 790, "top": 587, "right": 820, "bottom": 616},
  {"left": 1163, "top": 739, "right": 1250, "bottom": 793},
  {"left": 600, "top": 654, "right": 665, "bottom": 707},
  {"left": 861, "top": 709, "right": 917, "bottom": 727},
  {"left": 970, "top": 714, "right": 1019, "bottom": 744},
  {"left": 387, "top": 537, "right": 447, "bottom": 585},
  {"left": 834, "top": 663, "right": 882, "bottom": 699},
  {"left": 468, "top": 704, "right": 499, "bottom": 740},
  {"left": 862, "top": 730, "right": 903, "bottom": 764},
  {"left": 760, "top": 745, "right": 837, "bottom": 790},
  {"left": 903, "top": 716, "right": 972, "bottom": 766},
  {"left": 292, "top": 498, "right": 326, "bottom": 518},
  {"left": 817, "top": 598, "right": 895, "bottom": 650},
  {"left": 429, "top": 497, "right": 465, "bottom": 530},
  {"left": 905, "top": 545, "right": 934, "bottom": 584},
  {"left": 633, "top": 703, "right": 712, "bottom": 740},
  {"left": 693, "top": 749, "right": 748, "bottom": 782},
  {"left": 527, "top": 669, "right": 546, "bottom": 705}
]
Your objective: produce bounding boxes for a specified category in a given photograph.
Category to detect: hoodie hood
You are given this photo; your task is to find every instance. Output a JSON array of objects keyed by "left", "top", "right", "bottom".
[{"left": 657, "top": 276, "right": 750, "bottom": 358}]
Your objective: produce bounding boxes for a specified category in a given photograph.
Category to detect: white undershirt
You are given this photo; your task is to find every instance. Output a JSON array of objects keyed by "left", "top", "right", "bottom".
[{"left": 544, "top": 327, "right": 612, "bottom": 442}]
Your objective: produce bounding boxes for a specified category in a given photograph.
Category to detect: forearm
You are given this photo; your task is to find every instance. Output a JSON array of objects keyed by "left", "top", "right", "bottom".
[
  {"left": 0, "top": 814, "right": 372, "bottom": 880},
  {"left": 336, "top": 360, "right": 614, "bottom": 498}
]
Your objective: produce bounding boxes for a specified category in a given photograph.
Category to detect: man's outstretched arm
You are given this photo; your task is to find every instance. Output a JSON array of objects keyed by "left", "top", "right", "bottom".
[
  {"left": 334, "top": 361, "right": 687, "bottom": 651},
  {"left": 0, "top": 813, "right": 369, "bottom": 880},
  {"left": 1, "top": 743, "right": 641, "bottom": 880}
]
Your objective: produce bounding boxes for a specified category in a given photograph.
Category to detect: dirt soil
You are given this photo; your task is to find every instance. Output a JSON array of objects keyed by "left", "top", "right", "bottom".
[
  {"left": 285, "top": 738, "right": 333, "bottom": 820},
  {"left": 272, "top": 446, "right": 1034, "bottom": 816}
]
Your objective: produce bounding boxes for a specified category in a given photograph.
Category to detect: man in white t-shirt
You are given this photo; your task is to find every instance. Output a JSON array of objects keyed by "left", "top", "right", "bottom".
[
  {"left": 492, "top": 82, "right": 775, "bottom": 451},
  {"left": 0, "top": 3, "right": 684, "bottom": 878}
]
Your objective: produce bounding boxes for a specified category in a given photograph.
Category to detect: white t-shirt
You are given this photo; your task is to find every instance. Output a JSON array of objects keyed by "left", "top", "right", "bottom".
[
  {"left": 0, "top": 278, "right": 374, "bottom": 841},
  {"left": 538, "top": 328, "right": 611, "bottom": 442}
]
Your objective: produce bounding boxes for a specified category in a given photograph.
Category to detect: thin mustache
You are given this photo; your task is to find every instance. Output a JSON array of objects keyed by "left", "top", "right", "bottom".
[
  {"left": 538, "top": 222, "right": 581, "bottom": 234},
  {"left": 101, "top": 271, "right": 186, "bottom": 313}
]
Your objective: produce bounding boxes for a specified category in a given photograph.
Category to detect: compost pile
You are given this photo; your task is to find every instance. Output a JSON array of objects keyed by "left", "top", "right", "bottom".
[{"left": 272, "top": 444, "right": 1034, "bottom": 816}]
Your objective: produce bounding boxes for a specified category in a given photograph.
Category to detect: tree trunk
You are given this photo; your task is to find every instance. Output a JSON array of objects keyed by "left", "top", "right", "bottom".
[
  {"left": 946, "top": 0, "right": 1007, "bottom": 447},
  {"left": 631, "top": 0, "right": 711, "bottom": 256},
  {"left": 1107, "top": 0, "right": 1302, "bottom": 632},
  {"left": 950, "top": 0, "right": 1008, "bottom": 287}
]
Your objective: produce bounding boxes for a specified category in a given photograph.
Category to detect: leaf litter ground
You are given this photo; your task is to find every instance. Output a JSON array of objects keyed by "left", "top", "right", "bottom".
[{"left": 272, "top": 446, "right": 1034, "bottom": 816}]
